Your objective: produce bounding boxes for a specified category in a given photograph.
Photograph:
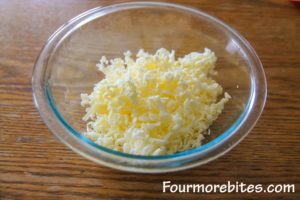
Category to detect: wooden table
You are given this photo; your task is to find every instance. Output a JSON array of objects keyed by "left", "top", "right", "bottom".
[{"left": 0, "top": 0, "right": 299, "bottom": 199}]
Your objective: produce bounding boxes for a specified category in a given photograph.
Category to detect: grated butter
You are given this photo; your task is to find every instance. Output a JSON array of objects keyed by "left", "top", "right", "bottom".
[{"left": 81, "top": 48, "right": 230, "bottom": 156}]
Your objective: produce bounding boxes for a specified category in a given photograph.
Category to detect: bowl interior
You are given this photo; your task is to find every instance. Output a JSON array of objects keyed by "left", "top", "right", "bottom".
[{"left": 46, "top": 5, "right": 251, "bottom": 153}]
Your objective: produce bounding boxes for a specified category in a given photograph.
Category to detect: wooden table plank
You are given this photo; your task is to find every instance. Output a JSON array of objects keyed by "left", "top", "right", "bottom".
[{"left": 0, "top": 0, "right": 299, "bottom": 199}]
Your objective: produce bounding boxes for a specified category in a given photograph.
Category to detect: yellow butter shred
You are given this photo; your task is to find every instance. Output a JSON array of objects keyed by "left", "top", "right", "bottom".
[{"left": 81, "top": 48, "right": 230, "bottom": 156}]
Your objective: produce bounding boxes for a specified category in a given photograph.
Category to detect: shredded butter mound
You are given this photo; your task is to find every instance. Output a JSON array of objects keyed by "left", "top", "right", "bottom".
[{"left": 81, "top": 48, "right": 230, "bottom": 155}]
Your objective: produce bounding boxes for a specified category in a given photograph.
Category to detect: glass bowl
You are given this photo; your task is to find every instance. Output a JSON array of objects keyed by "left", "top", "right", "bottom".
[{"left": 32, "top": 2, "right": 267, "bottom": 173}]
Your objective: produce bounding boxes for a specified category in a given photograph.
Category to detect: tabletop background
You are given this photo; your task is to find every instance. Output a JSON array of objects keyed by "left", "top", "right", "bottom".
[{"left": 0, "top": 0, "right": 299, "bottom": 199}]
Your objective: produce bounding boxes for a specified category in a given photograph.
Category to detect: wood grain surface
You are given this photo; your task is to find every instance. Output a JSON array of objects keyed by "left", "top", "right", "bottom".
[{"left": 0, "top": 0, "right": 299, "bottom": 199}]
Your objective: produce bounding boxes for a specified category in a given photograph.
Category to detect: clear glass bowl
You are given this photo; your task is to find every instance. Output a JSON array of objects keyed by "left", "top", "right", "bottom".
[{"left": 32, "top": 2, "right": 267, "bottom": 173}]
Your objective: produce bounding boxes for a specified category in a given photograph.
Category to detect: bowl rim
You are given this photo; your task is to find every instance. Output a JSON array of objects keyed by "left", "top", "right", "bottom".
[{"left": 32, "top": 1, "right": 267, "bottom": 167}]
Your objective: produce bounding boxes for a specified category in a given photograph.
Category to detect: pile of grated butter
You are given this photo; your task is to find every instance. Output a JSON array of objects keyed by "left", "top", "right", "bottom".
[{"left": 81, "top": 48, "right": 230, "bottom": 156}]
